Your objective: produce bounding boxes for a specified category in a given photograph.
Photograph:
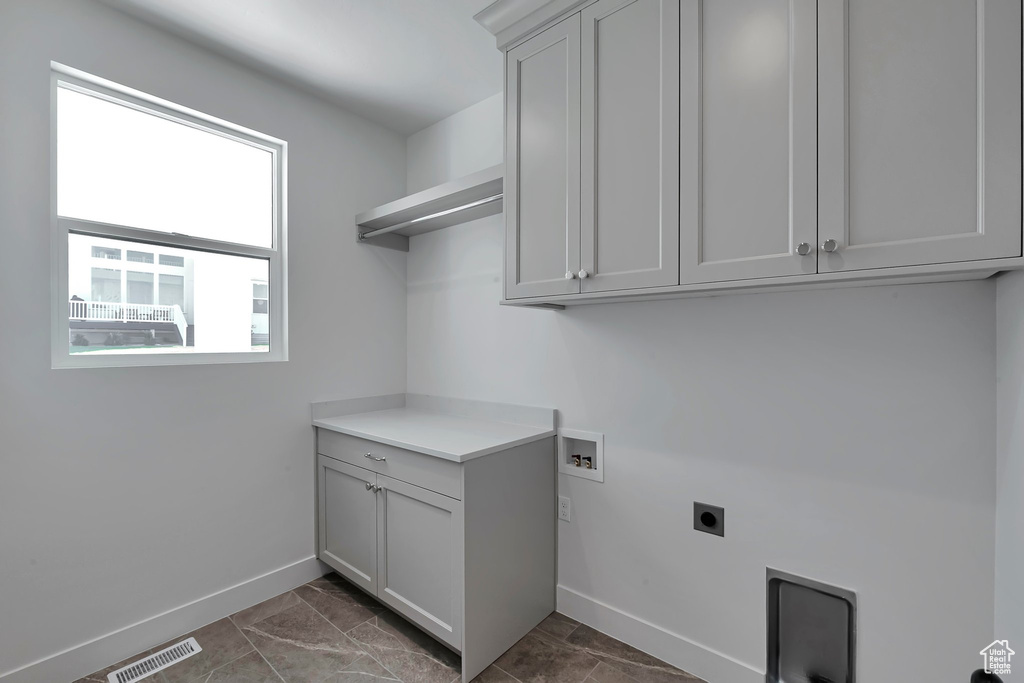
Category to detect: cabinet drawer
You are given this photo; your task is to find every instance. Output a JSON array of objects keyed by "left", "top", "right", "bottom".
[{"left": 317, "top": 429, "right": 462, "bottom": 500}]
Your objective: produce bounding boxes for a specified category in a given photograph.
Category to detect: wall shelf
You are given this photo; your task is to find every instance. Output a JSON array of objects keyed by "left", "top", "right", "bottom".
[{"left": 356, "top": 164, "right": 503, "bottom": 252}]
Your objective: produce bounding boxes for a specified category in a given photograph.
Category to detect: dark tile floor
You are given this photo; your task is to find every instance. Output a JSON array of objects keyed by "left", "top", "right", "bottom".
[{"left": 77, "top": 573, "right": 703, "bottom": 683}]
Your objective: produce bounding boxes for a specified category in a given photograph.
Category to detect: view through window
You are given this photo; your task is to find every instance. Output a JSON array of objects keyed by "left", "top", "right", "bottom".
[{"left": 54, "top": 69, "right": 285, "bottom": 365}]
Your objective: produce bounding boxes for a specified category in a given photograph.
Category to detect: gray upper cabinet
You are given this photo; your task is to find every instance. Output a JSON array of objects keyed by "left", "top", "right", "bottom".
[
  {"left": 818, "top": 0, "right": 1022, "bottom": 272},
  {"left": 505, "top": 16, "right": 582, "bottom": 299},
  {"left": 679, "top": 0, "right": 817, "bottom": 284},
  {"left": 497, "top": 0, "right": 1022, "bottom": 305},
  {"left": 580, "top": 0, "right": 679, "bottom": 292}
]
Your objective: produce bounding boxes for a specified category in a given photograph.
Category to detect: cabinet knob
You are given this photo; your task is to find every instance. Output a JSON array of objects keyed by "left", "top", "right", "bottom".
[
  {"left": 821, "top": 239, "right": 839, "bottom": 253},
  {"left": 365, "top": 482, "right": 373, "bottom": 491},
  {"left": 795, "top": 242, "right": 812, "bottom": 256},
  {"left": 565, "top": 271, "right": 575, "bottom": 280},
  {"left": 578, "top": 270, "right": 589, "bottom": 279}
]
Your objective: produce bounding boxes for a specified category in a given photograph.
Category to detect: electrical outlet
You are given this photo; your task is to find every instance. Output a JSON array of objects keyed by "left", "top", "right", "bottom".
[
  {"left": 558, "top": 495, "right": 571, "bottom": 522},
  {"left": 693, "top": 502, "right": 724, "bottom": 537}
]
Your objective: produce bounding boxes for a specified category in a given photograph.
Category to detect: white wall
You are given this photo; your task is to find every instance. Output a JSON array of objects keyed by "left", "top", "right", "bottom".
[
  {"left": 0, "top": 0, "right": 407, "bottom": 678},
  {"left": 996, "top": 270, "right": 1024, "bottom": 654},
  {"left": 405, "top": 101, "right": 998, "bottom": 680},
  {"left": 406, "top": 92, "right": 502, "bottom": 194}
]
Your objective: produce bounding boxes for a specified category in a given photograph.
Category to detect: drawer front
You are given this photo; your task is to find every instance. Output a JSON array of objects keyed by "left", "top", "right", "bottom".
[{"left": 317, "top": 429, "right": 462, "bottom": 500}]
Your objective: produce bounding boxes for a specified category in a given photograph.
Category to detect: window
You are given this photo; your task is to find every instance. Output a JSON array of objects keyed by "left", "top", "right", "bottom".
[
  {"left": 159, "top": 274, "right": 185, "bottom": 311},
  {"left": 127, "top": 271, "right": 154, "bottom": 305},
  {"left": 91, "top": 268, "right": 121, "bottom": 302},
  {"left": 252, "top": 283, "right": 269, "bottom": 314},
  {"left": 159, "top": 254, "right": 185, "bottom": 267},
  {"left": 52, "top": 64, "right": 287, "bottom": 367},
  {"left": 127, "top": 250, "right": 154, "bottom": 264},
  {"left": 92, "top": 246, "right": 120, "bottom": 260}
]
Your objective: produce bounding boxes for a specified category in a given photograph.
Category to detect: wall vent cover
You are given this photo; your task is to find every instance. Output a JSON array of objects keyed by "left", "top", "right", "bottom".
[{"left": 106, "top": 637, "right": 202, "bottom": 683}]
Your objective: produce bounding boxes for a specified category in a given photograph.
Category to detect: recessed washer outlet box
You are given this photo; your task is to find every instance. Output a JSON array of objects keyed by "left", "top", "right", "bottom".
[{"left": 558, "top": 428, "right": 604, "bottom": 482}]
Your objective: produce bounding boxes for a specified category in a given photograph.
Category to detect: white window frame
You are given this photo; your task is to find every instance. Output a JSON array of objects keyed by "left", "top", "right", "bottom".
[{"left": 50, "top": 63, "right": 288, "bottom": 368}]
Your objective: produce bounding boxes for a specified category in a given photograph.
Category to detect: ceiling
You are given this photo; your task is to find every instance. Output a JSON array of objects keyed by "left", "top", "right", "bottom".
[{"left": 103, "top": 0, "right": 503, "bottom": 135}]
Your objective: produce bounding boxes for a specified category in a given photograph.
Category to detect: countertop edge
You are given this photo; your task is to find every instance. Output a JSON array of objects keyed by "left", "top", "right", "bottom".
[{"left": 312, "top": 419, "right": 556, "bottom": 462}]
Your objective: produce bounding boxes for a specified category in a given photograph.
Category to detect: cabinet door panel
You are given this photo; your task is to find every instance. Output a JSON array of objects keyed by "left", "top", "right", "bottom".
[
  {"left": 818, "top": 0, "right": 1022, "bottom": 271},
  {"left": 581, "top": 0, "right": 679, "bottom": 292},
  {"left": 505, "top": 17, "right": 582, "bottom": 299},
  {"left": 680, "top": 0, "right": 817, "bottom": 284},
  {"left": 318, "top": 456, "right": 377, "bottom": 595},
  {"left": 376, "top": 475, "right": 463, "bottom": 650}
]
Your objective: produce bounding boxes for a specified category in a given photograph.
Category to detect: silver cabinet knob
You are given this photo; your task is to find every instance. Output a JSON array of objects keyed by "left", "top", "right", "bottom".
[
  {"left": 364, "top": 453, "right": 386, "bottom": 462},
  {"left": 565, "top": 271, "right": 575, "bottom": 280},
  {"left": 578, "top": 270, "right": 589, "bottom": 279},
  {"left": 365, "top": 482, "right": 373, "bottom": 491},
  {"left": 795, "top": 242, "right": 812, "bottom": 256},
  {"left": 821, "top": 239, "right": 839, "bottom": 253}
]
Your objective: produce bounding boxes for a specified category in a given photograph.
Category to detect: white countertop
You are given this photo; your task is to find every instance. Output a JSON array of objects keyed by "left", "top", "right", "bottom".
[{"left": 313, "top": 407, "right": 556, "bottom": 462}]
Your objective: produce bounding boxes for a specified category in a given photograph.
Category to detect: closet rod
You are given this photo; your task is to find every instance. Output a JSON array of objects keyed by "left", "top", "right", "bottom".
[{"left": 358, "top": 193, "right": 503, "bottom": 241}]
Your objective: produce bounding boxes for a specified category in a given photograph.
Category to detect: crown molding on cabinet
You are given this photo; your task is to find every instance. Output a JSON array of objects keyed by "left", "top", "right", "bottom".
[{"left": 474, "top": 0, "right": 593, "bottom": 49}]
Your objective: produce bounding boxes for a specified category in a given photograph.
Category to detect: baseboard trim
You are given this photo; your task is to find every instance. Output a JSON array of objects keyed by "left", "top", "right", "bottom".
[
  {"left": 556, "top": 584, "right": 763, "bottom": 683},
  {"left": 1, "top": 556, "right": 326, "bottom": 683}
]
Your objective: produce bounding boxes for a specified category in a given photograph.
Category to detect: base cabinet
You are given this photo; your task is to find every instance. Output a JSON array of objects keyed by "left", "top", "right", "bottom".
[
  {"left": 316, "top": 430, "right": 555, "bottom": 682},
  {"left": 376, "top": 474, "right": 464, "bottom": 650},
  {"left": 319, "top": 458, "right": 378, "bottom": 595}
]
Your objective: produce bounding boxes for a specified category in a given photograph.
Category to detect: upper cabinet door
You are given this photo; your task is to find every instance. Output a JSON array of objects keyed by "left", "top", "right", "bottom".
[
  {"left": 818, "top": 0, "right": 1022, "bottom": 272},
  {"left": 580, "top": 0, "right": 680, "bottom": 293},
  {"left": 505, "top": 16, "right": 582, "bottom": 299},
  {"left": 679, "top": 0, "right": 818, "bottom": 285}
]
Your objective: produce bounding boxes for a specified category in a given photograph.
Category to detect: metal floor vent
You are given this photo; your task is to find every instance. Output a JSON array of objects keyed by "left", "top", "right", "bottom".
[{"left": 106, "top": 637, "right": 202, "bottom": 683}]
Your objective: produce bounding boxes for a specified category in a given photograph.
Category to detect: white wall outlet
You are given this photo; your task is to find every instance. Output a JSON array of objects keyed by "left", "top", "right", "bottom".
[{"left": 558, "top": 495, "right": 571, "bottom": 522}]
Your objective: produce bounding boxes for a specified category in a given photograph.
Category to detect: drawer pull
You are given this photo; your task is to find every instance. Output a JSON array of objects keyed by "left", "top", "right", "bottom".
[{"left": 364, "top": 452, "right": 386, "bottom": 462}]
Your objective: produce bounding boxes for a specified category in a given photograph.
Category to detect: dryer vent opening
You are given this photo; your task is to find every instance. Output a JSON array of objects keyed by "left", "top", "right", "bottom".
[{"left": 766, "top": 568, "right": 856, "bottom": 683}]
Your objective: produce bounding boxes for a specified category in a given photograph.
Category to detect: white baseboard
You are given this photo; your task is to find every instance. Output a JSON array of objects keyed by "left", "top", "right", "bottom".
[
  {"left": 556, "top": 584, "right": 763, "bottom": 683},
  {"left": 1, "top": 556, "right": 326, "bottom": 683}
]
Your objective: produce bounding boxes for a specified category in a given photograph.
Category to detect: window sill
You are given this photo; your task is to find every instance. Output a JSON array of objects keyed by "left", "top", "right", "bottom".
[{"left": 52, "top": 349, "right": 288, "bottom": 370}]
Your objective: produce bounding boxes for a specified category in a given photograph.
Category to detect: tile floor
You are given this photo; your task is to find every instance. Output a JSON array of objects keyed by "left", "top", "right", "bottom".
[{"left": 77, "top": 573, "right": 703, "bottom": 683}]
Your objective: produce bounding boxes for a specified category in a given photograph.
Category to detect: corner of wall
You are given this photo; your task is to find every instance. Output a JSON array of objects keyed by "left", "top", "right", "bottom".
[
  {"left": 405, "top": 92, "right": 503, "bottom": 193},
  {"left": 995, "top": 270, "right": 1024, "bottom": 650}
]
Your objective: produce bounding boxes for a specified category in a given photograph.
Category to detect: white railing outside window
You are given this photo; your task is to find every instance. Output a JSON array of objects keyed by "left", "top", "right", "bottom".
[
  {"left": 170, "top": 305, "right": 188, "bottom": 348},
  {"left": 69, "top": 300, "right": 188, "bottom": 346},
  {"left": 70, "top": 300, "right": 175, "bottom": 323}
]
